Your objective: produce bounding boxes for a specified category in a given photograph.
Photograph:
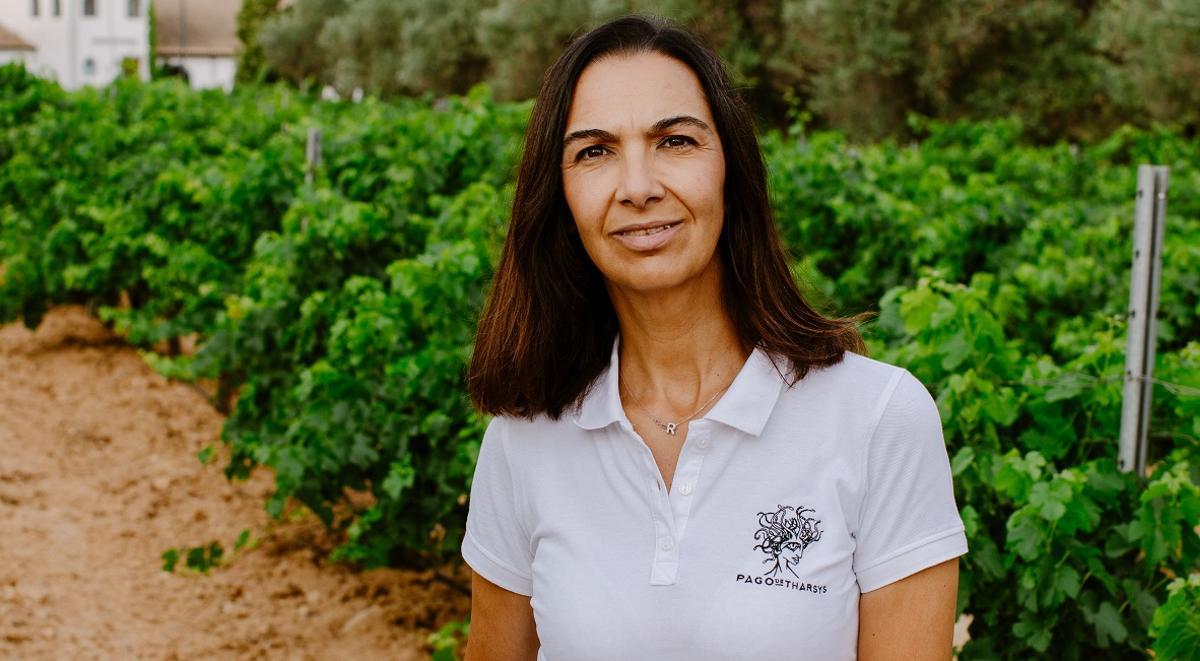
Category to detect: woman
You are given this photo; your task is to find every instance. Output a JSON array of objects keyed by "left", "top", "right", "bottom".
[{"left": 463, "top": 14, "right": 967, "bottom": 660}]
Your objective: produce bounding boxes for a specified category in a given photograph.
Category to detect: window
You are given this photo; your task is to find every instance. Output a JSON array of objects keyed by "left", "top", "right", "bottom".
[
  {"left": 83, "top": 57, "right": 95, "bottom": 76},
  {"left": 53, "top": 0, "right": 61, "bottom": 16},
  {"left": 127, "top": 0, "right": 139, "bottom": 17},
  {"left": 83, "top": 0, "right": 96, "bottom": 16},
  {"left": 32, "top": 0, "right": 39, "bottom": 17}
]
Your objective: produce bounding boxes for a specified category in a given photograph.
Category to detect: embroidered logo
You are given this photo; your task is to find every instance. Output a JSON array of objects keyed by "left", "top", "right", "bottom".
[{"left": 753, "top": 504, "right": 823, "bottom": 579}]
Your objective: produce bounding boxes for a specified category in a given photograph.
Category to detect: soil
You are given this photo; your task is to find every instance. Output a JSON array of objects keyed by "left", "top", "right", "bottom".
[{"left": 0, "top": 306, "right": 470, "bottom": 660}]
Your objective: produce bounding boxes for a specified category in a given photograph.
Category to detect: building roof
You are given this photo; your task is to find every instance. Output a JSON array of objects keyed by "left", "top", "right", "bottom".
[
  {"left": 155, "top": 0, "right": 242, "bottom": 58},
  {"left": 0, "top": 23, "right": 35, "bottom": 52}
]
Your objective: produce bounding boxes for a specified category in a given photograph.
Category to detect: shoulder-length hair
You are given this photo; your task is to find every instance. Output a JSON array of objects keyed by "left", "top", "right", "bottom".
[{"left": 468, "top": 14, "right": 869, "bottom": 419}]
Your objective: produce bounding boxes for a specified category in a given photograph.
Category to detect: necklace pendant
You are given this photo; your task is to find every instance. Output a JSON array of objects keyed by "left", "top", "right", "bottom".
[{"left": 665, "top": 422, "right": 678, "bottom": 436}]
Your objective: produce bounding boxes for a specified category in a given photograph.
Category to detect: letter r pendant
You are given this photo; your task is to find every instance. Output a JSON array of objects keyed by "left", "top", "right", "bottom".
[{"left": 665, "top": 422, "right": 678, "bottom": 436}]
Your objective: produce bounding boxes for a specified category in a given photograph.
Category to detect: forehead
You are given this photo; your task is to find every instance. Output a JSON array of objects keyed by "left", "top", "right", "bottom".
[{"left": 565, "top": 51, "right": 713, "bottom": 131}]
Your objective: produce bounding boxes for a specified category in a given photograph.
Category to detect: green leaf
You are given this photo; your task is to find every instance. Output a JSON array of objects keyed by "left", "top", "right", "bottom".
[
  {"left": 1013, "top": 610, "right": 1053, "bottom": 652},
  {"left": 941, "top": 331, "right": 970, "bottom": 370},
  {"left": 1092, "top": 601, "right": 1128, "bottom": 646},
  {"left": 981, "top": 387, "right": 1019, "bottom": 426},
  {"left": 1006, "top": 510, "right": 1044, "bottom": 561},
  {"left": 161, "top": 548, "right": 179, "bottom": 573},
  {"left": 972, "top": 537, "right": 1006, "bottom": 580},
  {"left": 993, "top": 450, "right": 1046, "bottom": 501},
  {"left": 951, "top": 446, "right": 975, "bottom": 476},
  {"left": 1045, "top": 375, "right": 1088, "bottom": 402},
  {"left": 900, "top": 286, "right": 937, "bottom": 335},
  {"left": 185, "top": 546, "right": 207, "bottom": 572},
  {"left": 381, "top": 459, "right": 416, "bottom": 501},
  {"left": 197, "top": 445, "right": 215, "bottom": 465},
  {"left": 1055, "top": 565, "right": 1081, "bottom": 600},
  {"left": 1104, "top": 523, "right": 1137, "bottom": 558},
  {"left": 1029, "top": 481, "right": 1068, "bottom": 522},
  {"left": 1152, "top": 575, "right": 1200, "bottom": 660},
  {"left": 1084, "top": 554, "right": 1121, "bottom": 598}
]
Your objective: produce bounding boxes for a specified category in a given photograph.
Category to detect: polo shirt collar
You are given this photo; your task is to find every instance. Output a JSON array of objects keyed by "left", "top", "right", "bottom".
[
  {"left": 703, "top": 347, "right": 786, "bottom": 436},
  {"left": 573, "top": 336, "right": 627, "bottom": 431},
  {"left": 573, "top": 335, "right": 785, "bottom": 437}
]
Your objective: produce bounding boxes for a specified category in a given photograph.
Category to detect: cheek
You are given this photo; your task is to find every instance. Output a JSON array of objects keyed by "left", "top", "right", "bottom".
[
  {"left": 682, "top": 162, "right": 725, "bottom": 237},
  {"left": 707, "top": 162, "right": 727, "bottom": 219},
  {"left": 562, "top": 173, "right": 606, "bottom": 236},
  {"left": 681, "top": 157, "right": 724, "bottom": 207}
]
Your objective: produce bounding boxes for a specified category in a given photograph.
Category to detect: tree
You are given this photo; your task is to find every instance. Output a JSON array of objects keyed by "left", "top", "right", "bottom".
[
  {"left": 1097, "top": 0, "right": 1200, "bottom": 135},
  {"left": 236, "top": 0, "right": 282, "bottom": 85},
  {"left": 258, "top": 0, "right": 345, "bottom": 90},
  {"left": 318, "top": 0, "right": 488, "bottom": 97}
]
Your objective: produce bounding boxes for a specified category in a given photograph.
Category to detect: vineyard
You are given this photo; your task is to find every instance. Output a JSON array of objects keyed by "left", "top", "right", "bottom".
[{"left": 1, "top": 60, "right": 1198, "bottom": 658}]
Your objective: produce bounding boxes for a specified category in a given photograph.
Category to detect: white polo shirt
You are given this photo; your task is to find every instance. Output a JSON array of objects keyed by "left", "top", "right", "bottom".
[{"left": 462, "top": 338, "right": 968, "bottom": 660}]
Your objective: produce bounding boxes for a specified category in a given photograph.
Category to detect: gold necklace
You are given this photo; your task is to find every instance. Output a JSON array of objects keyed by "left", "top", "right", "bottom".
[{"left": 620, "top": 377, "right": 732, "bottom": 436}]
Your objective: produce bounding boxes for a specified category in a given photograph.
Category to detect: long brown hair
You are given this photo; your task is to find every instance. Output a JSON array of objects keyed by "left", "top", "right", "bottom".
[{"left": 468, "top": 14, "right": 869, "bottom": 419}]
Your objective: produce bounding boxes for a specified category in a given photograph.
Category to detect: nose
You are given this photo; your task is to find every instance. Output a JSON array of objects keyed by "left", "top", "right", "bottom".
[{"left": 616, "top": 150, "right": 665, "bottom": 209}]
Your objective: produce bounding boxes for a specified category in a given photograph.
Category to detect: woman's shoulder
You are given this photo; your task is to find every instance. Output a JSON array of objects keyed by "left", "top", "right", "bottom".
[
  {"left": 485, "top": 410, "right": 579, "bottom": 433},
  {"left": 800, "top": 349, "right": 916, "bottom": 395},
  {"left": 481, "top": 410, "right": 587, "bottom": 455},
  {"left": 783, "top": 350, "right": 937, "bottom": 429}
]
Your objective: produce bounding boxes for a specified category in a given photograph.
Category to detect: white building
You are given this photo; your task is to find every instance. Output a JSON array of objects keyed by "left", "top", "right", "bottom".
[
  {"left": 0, "top": 22, "right": 35, "bottom": 66},
  {"left": 0, "top": 0, "right": 150, "bottom": 88},
  {"left": 0, "top": 0, "right": 241, "bottom": 91},
  {"left": 154, "top": 0, "right": 240, "bottom": 91}
]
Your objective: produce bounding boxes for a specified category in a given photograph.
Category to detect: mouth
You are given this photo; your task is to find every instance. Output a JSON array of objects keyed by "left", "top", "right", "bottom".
[
  {"left": 612, "top": 220, "right": 683, "bottom": 237},
  {"left": 610, "top": 220, "right": 684, "bottom": 252}
]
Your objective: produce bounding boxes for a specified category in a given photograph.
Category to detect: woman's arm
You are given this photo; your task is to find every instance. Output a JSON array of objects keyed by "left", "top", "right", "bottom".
[
  {"left": 464, "top": 573, "right": 540, "bottom": 661},
  {"left": 858, "top": 557, "right": 959, "bottom": 660}
]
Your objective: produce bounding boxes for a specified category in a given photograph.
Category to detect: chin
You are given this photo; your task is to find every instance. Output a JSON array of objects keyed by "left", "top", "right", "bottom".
[{"left": 606, "top": 259, "right": 715, "bottom": 296}]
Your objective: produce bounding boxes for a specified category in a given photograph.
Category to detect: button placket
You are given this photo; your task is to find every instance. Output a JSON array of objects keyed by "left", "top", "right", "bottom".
[
  {"left": 615, "top": 422, "right": 677, "bottom": 583},
  {"left": 661, "top": 426, "right": 710, "bottom": 569},
  {"left": 626, "top": 420, "right": 717, "bottom": 586},
  {"left": 650, "top": 491, "right": 679, "bottom": 584},
  {"left": 641, "top": 440, "right": 677, "bottom": 585}
]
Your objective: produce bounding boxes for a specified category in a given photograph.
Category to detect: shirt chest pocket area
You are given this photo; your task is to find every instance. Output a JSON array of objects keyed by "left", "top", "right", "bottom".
[
  {"left": 711, "top": 499, "right": 859, "bottom": 608},
  {"left": 685, "top": 503, "right": 859, "bottom": 659}
]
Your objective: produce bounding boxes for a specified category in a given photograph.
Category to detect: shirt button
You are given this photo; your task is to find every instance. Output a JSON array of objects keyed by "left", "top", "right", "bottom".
[
  {"left": 698, "top": 438, "right": 710, "bottom": 449},
  {"left": 661, "top": 537, "right": 675, "bottom": 551},
  {"left": 679, "top": 483, "right": 693, "bottom": 496}
]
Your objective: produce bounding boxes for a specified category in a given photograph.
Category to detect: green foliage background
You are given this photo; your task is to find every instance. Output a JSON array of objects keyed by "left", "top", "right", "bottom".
[{"left": 1, "top": 61, "right": 1199, "bottom": 657}]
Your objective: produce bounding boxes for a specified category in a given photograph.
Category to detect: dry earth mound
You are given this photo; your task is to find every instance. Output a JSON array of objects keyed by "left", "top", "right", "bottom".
[{"left": 0, "top": 306, "right": 468, "bottom": 660}]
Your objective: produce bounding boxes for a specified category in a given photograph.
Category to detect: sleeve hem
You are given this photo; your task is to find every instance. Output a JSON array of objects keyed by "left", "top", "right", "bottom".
[
  {"left": 855, "top": 527, "right": 968, "bottom": 593},
  {"left": 462, "top": 529, "right": 533, "bottom": 597}
]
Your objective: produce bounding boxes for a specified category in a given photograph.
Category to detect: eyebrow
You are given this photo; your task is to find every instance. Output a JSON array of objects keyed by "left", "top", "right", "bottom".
[{"left": 562, "top": 115, "right": 712, "bottom": 151}]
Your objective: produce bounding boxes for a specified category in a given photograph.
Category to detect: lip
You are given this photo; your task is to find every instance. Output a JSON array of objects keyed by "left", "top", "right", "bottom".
[{"left": 610, "top": 220, "right": 684, "bottom": 252}]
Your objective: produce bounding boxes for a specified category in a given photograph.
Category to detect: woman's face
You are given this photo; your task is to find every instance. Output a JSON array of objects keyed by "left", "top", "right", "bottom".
[{"left": 561, "top": 51, "right": 726, "bottom": 295}]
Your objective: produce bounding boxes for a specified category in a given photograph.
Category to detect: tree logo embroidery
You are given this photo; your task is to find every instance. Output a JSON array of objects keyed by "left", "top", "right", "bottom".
[{"left": 754, "top": 505, "right": 823, "bottom": 578}]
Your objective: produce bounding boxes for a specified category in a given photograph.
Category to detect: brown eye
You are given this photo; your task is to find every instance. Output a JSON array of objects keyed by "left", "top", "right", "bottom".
[
  {"left": 661, "top": 135, "right": 695, "bottom": 149},
  {"left": 577, "top": 145, "right": 609, "bottom": 161}
]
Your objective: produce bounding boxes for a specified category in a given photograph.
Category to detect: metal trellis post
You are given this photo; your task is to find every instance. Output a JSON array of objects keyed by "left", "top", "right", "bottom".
[
  {"left": 1118, "top": 165, "right": 1169, "bottom": 476},
  {"left": 305, "top": 127, "right": 322, "bottom": 186}
]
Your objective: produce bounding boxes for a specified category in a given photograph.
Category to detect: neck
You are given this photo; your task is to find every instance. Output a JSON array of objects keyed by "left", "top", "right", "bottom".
[{"left": 608, "top": 258, "right": 750, "bottom": 415}]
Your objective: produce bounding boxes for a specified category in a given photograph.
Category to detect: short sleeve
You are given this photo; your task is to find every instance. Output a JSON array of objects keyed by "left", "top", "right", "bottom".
[
  {"left": 461, "top": 416, "right": 534, "bottom": 596},
  {"left": 852, "top": 369, "right": 968, "bottom": 593}
]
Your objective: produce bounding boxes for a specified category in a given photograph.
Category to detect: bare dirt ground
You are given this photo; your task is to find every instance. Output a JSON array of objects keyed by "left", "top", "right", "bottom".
[{"left": 0, "top": 306, "right": 470, "bottom": 660}]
